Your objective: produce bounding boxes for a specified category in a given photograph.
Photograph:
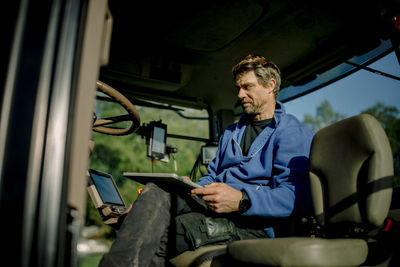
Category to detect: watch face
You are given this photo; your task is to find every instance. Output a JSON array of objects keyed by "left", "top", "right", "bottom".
[{"left": 239, "top": 191, "right": 250, "bottom": 212}]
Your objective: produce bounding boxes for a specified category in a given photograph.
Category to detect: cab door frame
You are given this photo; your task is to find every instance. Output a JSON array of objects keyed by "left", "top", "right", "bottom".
[{"left": 0, "top": 0, "right": 107, "bottom": 266}]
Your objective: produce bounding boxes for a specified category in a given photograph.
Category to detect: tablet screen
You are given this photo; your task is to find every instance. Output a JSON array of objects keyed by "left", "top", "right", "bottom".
[{"left": 90, "top": 172, "right": 124, "bottom": 206}]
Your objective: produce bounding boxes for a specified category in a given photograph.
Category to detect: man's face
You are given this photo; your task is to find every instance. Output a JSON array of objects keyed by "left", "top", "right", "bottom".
[{"left": 236, "top": 70, "right": 275, "bottom": 119}]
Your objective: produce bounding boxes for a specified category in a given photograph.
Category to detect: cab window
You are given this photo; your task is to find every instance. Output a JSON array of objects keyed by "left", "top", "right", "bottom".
[{"left": 285, "top": 51, "right": 400, "bottom": 186}]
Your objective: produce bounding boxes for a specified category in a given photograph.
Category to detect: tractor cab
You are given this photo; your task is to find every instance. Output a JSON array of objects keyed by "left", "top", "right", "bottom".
[{"left": 1, "top": 0, "right": 400, "bottom": 266}]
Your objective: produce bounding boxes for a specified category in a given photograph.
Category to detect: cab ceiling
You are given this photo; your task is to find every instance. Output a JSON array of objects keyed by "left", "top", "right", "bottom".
[{"left": 100, "top": 0, "right": 395, "bottom": 113}]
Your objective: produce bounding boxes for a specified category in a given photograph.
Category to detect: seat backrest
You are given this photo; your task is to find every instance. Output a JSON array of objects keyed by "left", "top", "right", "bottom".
[{"left": 309, "top": 114, "right": 393, "bottom": 231}]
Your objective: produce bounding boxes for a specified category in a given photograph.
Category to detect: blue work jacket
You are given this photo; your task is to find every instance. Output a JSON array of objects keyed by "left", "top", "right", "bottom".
[{"left": 197, "top": 101, "right": 315, "bottom": 237}]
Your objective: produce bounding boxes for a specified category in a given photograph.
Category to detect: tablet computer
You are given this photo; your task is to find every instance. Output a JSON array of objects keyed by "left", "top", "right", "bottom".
[
  {"left": 87, "top": 169, "right": 126, "bottom": 215},
  {"left": 123, "top": 172, "right": 202, "bottom": 191}
]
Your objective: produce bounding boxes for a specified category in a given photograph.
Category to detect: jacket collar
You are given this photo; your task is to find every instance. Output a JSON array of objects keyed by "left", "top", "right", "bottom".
[
  {"left": 233, "top": 101, "right": 285, "bottom": 147},
  {"left": 273, "top": 100, "right": 285, "bottom": 125}
]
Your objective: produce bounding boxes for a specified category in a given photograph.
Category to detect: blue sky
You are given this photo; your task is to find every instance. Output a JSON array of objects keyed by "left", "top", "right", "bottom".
[{"left": 285, "top": 52, "right": 400, "bottom": 121}]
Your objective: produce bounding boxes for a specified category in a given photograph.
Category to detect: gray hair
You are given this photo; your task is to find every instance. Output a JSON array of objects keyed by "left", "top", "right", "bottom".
[{"left": 232, "top": 54, "right": 281, "bottom": 98}]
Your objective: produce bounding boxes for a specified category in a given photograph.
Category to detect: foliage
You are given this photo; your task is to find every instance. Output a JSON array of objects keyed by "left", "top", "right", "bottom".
[
  {"left": 302, "top": 100, "right": 346, "bottom": 132},
  {"left": 79, "top": 254, "right": 103, "bottom": 267}
]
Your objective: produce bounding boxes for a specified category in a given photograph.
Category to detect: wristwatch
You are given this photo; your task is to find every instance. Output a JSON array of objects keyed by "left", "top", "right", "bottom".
[{"left": 238, "top": 190, "right": 251, "bottom": 213}]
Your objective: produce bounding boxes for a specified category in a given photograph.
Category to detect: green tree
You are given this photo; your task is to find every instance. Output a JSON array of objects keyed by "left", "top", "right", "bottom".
[
  {"left": 303, "top": 100, "right": 346, "bottom": 132},
  {"left": 361, "top": 103, "right": 400, "bottom": 186}
]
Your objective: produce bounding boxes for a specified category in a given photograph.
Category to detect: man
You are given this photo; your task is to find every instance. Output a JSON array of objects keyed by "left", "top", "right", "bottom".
[
  {"left": 99, "top": 54, "right": 314, "bottom": 267},
  {"left": 192, "top": 54, "right": 314, "bottom": 237}
]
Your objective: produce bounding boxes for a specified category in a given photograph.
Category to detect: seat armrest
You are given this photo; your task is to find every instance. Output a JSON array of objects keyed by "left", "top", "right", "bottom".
[{"left": 169, "top": 245, "right": 227, "bottom": 267}]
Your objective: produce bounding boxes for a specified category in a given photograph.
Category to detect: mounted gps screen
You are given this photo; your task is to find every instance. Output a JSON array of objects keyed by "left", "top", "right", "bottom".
[
  {"left": 201, "top": 145, "right": 218, "bottom": 165},
  {"left": 147, "top": 122, "right": 167, "bottom": 160},
  {"left": 88, "top": 169, "right": 125, "bottom": 207}
]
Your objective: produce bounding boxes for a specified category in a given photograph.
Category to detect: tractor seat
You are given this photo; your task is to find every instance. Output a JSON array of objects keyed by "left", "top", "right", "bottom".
[{"left": 227, "top": 114, "right": 394, "bottom": 266}]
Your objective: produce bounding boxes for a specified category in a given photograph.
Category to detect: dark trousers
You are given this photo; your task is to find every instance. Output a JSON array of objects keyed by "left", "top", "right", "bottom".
[{"left": 99, "top": 183, "right": 267, "bottom": 267}]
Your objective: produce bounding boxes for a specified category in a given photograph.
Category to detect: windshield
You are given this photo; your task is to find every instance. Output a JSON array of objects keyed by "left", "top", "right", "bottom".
[{"left": 87, "top": 99, "right": 209, "bottom": 220}]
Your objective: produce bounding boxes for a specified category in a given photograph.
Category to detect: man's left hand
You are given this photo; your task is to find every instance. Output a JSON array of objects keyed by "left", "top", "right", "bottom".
[{"left": 191, "top": 183, "right": 242, "bottom": 213}]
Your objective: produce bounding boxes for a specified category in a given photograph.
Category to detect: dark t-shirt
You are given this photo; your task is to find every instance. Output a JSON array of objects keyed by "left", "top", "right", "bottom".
[{"left": 240, "top": 118, "right": 272, "bottom": 156}]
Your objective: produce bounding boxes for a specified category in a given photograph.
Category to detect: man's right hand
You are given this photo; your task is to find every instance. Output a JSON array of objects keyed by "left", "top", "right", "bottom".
[{"left": 191, "top": 183, "right": 242, "bottom": 213}]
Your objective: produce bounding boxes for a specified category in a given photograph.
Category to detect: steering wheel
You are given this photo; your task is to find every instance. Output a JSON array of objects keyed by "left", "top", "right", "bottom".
[{"left": 92, "top": 80, "right": 141, "bottom": 135}]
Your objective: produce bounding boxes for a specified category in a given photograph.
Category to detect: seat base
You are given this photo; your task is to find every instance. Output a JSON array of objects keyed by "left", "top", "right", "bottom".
[{"left": 228, "top": 237, "right": 368, "bottom": 267}]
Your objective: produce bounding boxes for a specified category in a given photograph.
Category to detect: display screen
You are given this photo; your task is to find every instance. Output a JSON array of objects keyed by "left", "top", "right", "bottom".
[
  {"left": 90, "top": 172, "right": 124, "bottom": 205},
  {"left": 151, "top": 126, "right": 166, "bottom": 154},
  {"left": 201, "top": 145, "right": 218, "bottom": 165}
]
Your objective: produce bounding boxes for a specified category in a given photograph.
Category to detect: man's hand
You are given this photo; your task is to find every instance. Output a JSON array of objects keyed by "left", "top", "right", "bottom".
[{"left": 191, "top": 183, "right": 242, "bottom": 213}]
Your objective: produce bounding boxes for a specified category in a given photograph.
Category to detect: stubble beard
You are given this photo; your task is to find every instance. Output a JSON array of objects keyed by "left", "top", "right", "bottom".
[{"left": 242, "top": 102, "right": 262, "bottom": 116}]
